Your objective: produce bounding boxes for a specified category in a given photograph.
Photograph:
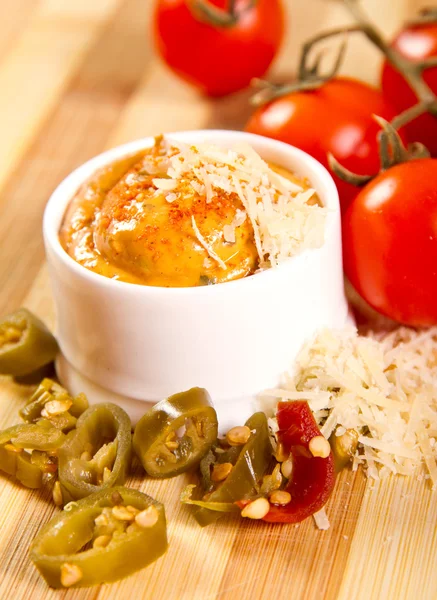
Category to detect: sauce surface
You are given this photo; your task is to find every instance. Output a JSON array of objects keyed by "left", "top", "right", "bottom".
[{"left": 60, "top": 138, "right": 318, "bottom": 287}]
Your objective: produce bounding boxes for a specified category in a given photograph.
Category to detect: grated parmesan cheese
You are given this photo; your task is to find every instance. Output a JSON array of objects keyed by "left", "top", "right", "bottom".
[
  {"left": 263, "top": 327, "right": 437, "bottom": 496},
  {"left": 152, "top": 178, "right": 178, "bottom": 191},
  {"left": 191, "top": 216, "right": 227, "bottom": 270},
  {"left": 151, "top": 137, "right": 326, "bottom": 269},
  {"left": 313, "top": 508, "right": 330, "bottom": 530},
  {"left": 223, "top": 208, "right": 247, "bottom": 244}
]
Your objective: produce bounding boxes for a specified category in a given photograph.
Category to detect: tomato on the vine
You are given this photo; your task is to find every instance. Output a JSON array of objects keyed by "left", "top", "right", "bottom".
[
  {"left": 246, "top": 77, "right": 402, "bottom": 215},
  {"left": 381, "top": 20, "right": 437, "bottom": 156},
  {"left": 154, "top": 0, "right": 285, "bottom": 97},
  {"left": 342, "top": 158, "right": 437, "bottom": 327}
]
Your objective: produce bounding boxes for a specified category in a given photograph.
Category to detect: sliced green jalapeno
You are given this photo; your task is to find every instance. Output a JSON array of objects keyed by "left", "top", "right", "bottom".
[
  {"left": 30, "top": 486, "right": 167, "bottom": 588},
  {"left": 0, "top": 421, "right": 65, "bottom": 451},
  {"left": 133, "top": 388, "right": 218, "bottom": 478},
  {"left": 10, "top": 422, "right": 66, "bottom": 451},
  {"left": 58, "top": 403, "right": 132, "bottom": 501},
  {"left": 0, "top": 421, "right": 64, "bottom": 488},
  {"left": 0, "top": 444, "right": 44, "bottom": 488},
  {"left": 182, "top": 412, "right": 272, "bottom": 527},
  {"left": 0, "top": 309, "right": 58, "bottom": 376},
  {"left": 20, "top": 378, "right": 88, "bottom": 432},
  {"left": 15, "top": 451, "right": 44, "bottom": 488}
]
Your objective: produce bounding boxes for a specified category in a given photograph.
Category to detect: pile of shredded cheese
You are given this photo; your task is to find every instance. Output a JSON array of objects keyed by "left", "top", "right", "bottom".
[
  {"left": 149, "top": 137, "right": 326, "bottom": 268},
  {"left": 263, "top": 327, "right": 437, "bottom": 489}
]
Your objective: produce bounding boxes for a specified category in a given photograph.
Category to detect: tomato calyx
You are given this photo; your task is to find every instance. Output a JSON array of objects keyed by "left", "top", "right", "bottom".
[
  {"left": 329, "top": 116, "right": 431, "bottom": 188},
  {"left": 189, "top": 0, "right": 259, "bottom": 28}
]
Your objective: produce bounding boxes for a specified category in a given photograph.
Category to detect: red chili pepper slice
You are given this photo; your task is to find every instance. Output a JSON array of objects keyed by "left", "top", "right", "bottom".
[{"left": 263, "top": 401, "right": 336, "bottom": 524}]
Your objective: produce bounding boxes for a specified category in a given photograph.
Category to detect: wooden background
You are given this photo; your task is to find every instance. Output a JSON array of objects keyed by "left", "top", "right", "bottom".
[{"left": 0, "top": 1, "right": 435, "bottom": 598}]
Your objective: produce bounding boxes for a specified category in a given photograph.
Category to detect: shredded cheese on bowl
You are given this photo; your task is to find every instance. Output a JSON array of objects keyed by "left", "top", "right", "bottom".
[
  {"left": 162, "top": 137, "right": 327, "bottom": 269},
  {"left": 61, "top": 134, "right": 328, "bottom": 288},
  {"left": 262, "top": 327, "right": 437, "bottom": 493}
]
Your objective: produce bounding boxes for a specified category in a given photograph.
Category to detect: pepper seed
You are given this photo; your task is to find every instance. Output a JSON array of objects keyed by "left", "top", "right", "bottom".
[
  {"left": 135, "top": 505, "right": 159, "bottom": 528},
  {"left": 275, "top": 443, "right": 288, "bottom": 463},
  {"left": 269, "top": 490, "right": 292, "bottom": 506},
  {"left": 60, "top": 563, "right": 83, "bottom": 587},
  {"left": 126, "top": 505, "right": 140, "bottom": 516},
  {"left": 241, "top": 498, "right": 270, "bottom": 520},
  {"left": 226, "top": 426, "right": 251, "bottom": 446},
  {"left": 165, "top": 440, "right": 179, "bottom": 450},
  {"left": 309, "top": 435, "right": 331, "bottom": 459},
  {"left": 112, "top": 505, "right": 136, "bottom": 521},
  {"left": 93, "top": 535, "right": 112, "bottom": 549},
  {"left": 211, "top": 462, "right": 233, "bottom": 482},
  {"left": 52, "top": 481, "right": 63, "bottom": 507},
  {"left": 281, "top": 458, "right": 293, "bottom": 479},
  {"left": 94, "top": 513, "right": 109, "bottom": 528},
  {"left": 44, "top": 399, "right": 73, "bottom": 416},
  {"left": 4, "top": 444, "right": 22, "bottom": 453}
]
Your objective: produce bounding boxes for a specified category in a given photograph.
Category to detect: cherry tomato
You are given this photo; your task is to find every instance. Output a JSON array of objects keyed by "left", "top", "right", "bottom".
[
  {"left": 343, "top": 158, "right": 437, "bottom": 327},
  {"left": 154, "top": 0, "right": 284, "bottom": 97},
  {"left": 246, "top": 77, "right": 402, "bottom": 215},
  {"left": 381, "top": 21, "right": 437, "bottom": 156}
]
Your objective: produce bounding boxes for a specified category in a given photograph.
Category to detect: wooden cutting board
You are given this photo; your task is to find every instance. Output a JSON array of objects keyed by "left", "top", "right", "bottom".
[{"left": 0, "top": 1, "right": 435, "bottom": 598}]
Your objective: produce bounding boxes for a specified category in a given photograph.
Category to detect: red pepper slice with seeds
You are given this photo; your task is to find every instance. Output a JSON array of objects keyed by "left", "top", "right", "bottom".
[{"left": 237, "top": 401, "right": 336, "bottom": 524}]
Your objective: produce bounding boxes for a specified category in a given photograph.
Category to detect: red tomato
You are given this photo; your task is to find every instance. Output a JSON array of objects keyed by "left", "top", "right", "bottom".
[
  {"left": 154, "top": 0, "right": 284, "bottom": 97},
  {"left": 246, "top": 77, "right": 403, "bottom": 215},
  {"left": 264, "top": 401, "right": 335, "bottom": 524},
  {"left": 343, "top": 159, "right": 437, "bottom": 327},
  {"left": 381, "top": 22, "right": 437, "bottom": 156}
]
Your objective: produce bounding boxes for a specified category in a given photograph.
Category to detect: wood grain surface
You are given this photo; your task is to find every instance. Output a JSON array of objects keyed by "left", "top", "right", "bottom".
[{"left": 0, "top": 1, "right": 435, "bottom": 599}]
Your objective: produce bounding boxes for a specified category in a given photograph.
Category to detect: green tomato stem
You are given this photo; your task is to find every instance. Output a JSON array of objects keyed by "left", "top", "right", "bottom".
[
  {"left": 391, "top": 102, "right": 430, "bottom": 130},
  {"left": 328, "top": 116, "right": 430, "bottom": 187},
  {"left": 251, "top": 79, "right": 323, "bottom": 107},
  {"left": 190, "top": 0, "right": 259, "bottom": 28},
  {"left": 310, "top": 0, "right": 437, "bottom": 187},
  {"left": 327, "top": 153, "right": 373, "bottom": 187},
  {"left": 252, "top": 0, "right": 437, "bottom": 130},
  {"left": 251, "top": 31, "right": 351, "bottom": 106},
  {"left": 297, "top": 25, "right": 361, "bottom": 82},
  {"left": 343, "top": 0, "right": 437, "bottom": 124}
]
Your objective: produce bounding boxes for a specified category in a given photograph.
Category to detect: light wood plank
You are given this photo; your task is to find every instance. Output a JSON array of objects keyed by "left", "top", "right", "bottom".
[
  {"left": 0, "top": 0, "right": 40, "bottom": 62},
  {"left": 338, "top": 474, "right": 437, "bottom": 600},
  {"left": 0, "top": 0, "right": 124, "bottom": 198},
  {"left": 0, "top": 0, "right": 152, "bottom": 316},
  {"left": 216, "top": 470, "right": 366, "bottom": 600},
  {"left": 108, "top": 61, "right": 211, "bottom": 146},
  {"left": 0, "top": 2, "right": 436, "bottom": 600}
]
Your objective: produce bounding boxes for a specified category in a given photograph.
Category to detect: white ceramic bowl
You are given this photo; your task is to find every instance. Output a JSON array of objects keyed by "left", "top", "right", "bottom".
[{"left": 44, "top": 130, "right": 350, "bottom": 430}]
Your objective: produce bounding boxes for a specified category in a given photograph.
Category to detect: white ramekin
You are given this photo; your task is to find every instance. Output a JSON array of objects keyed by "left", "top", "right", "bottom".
[{"left": 43, "top": 130, "right": 350, "bottom": 430}]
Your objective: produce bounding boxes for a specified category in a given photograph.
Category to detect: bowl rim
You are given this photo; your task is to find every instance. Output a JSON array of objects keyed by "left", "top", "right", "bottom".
[{"left": 43, "top": 129, "right": 340, "bottom": 296}]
